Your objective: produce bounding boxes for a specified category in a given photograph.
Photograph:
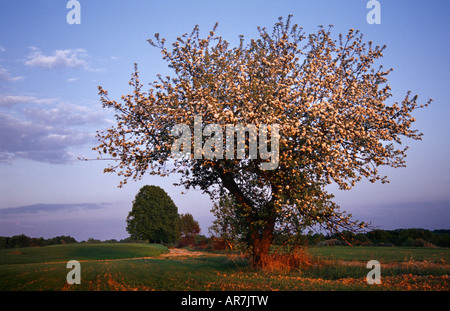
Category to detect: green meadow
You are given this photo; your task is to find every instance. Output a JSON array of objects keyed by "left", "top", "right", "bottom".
[
  {"left": 0, "top": 243, "right": 448, "bottom": 291},
  {"left": 0, "top": 243, "right": 168, "bottom": 265}
]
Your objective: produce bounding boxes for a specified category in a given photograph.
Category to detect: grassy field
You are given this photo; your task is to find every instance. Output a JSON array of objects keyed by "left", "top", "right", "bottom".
[
  {"left": 0, "top": 244, "right": 448, "bottom": 291},
  {"left": 0, "top": 243, "right": 168, "bottom": 265},
  {"left": 309, "top": 245, "right": 450, "bottom": 263}
]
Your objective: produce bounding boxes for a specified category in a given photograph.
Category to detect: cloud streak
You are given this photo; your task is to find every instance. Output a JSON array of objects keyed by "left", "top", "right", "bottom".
[
  {"left": 0, "top": 112, "right": 91, "bottom": 164},
  {"left": 25, "top": 47, "right": 88, "bottom": 69},
  {"left": 23, "top": 103, "right": 106, "bottom": 126},
  {"left": 0, "top": 95, "right": 107, "bottom": 164},
  {"left": 0, "top": 68, "right": 24, "bottom": 82},
  {"left": 0, "top": 95, "right": 58, "bottom": 107},
  {"left": 24, "top": 47, "right": 101, "bottom": 71},
  {"left": 0, "top": 203, "right": 107, "bottom": 215},
  {"left": 0, "top": 203, "right": 128, "bottom": 240}
]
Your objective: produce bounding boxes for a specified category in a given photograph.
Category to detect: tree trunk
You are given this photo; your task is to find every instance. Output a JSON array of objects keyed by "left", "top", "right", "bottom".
[
  {"left": 251, "top": 230, "right": 273, "bottom": 267},
  {"left": 250, "top": 210, "right": 276, "bottom": 267},
  {"left": 217, "top": 168, "right": 277, "bottom": 268}
]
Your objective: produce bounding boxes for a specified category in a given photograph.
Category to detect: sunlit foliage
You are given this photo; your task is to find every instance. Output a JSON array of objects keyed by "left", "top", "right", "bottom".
[{"left": 94, "top": 16, "right": 431, "bottom": 265}]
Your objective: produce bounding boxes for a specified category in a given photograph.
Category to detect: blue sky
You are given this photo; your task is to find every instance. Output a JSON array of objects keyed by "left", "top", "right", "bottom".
[{"left": 0, "top": 0, "right": 449, "bottom": 241}]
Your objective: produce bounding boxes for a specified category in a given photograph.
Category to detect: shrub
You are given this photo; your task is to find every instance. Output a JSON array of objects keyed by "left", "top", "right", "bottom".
[
  {"left": 316, "top": 239, "right": 342, "bottom": 246},
  {"left": 194, "top": 235, "right": 208, "bottom": 246},
  {"left": 259, "top": 247, "right": 314, "bottom": 273},
  {"left": 211, "top": 237, "right": 228, "bottom": 250},
  {"left": 408, "top": 238, "right": 437, "bottom": 248}
]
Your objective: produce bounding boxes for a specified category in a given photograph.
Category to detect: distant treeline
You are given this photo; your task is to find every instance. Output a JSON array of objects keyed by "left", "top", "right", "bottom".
[
  {"left": 0, "top": 235, "right": 142, "bottom": 249},
  {"left": 1, "top": 228, "right": 450, "bottom": 249},
  {"left": 0, "top": 235, "right": 78, "bottom": 249},
  {"left": 290, "top": 228, "right": 450, "bottom": 247}
]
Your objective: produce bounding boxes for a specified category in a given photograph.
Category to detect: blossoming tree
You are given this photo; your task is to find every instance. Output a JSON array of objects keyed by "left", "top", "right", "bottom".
[{"left": 94, "top": 16, "right": 431, "bottom": 266}]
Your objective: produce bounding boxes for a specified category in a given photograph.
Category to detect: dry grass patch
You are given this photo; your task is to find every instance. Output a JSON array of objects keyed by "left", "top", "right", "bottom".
[{"left": 259, "top": 247, "right": 318, "bottom": 273}]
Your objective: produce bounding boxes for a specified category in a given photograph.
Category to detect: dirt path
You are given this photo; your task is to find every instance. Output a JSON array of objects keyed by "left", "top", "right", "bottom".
[
  {"left": 158, "top": 248, "right": 220, "bottom": 259},
  {"left": 35, "top": 248, "right": 216, "bottom": 265}
]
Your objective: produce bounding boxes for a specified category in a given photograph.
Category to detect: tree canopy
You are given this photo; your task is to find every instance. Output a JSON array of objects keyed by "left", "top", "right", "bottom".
[
  {"left": 179, "top": 213, "right": 201, "bottom": 244},
  {"left": 126, "top": 185, "right": 180, "bottom": 244},
  {"left": 95, "top": 15, "right": 431, "bottom": 266}
]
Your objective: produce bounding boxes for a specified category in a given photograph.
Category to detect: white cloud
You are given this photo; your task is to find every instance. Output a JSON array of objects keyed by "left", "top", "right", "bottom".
[
  {"left": 0, "top": 95, "right": 58, "bottom": 107},
  {"left": 67, "top": 77, "right": 78, "bottom": 83},
  {"left": 0, "top": 46, "right": 6, "bottom": 52},
  {"left": 25, "top": 47, "right": 90, "bottom": 70},
  {"left": 0, "top": 112, "right": 91, "bottom": 164},
  {"left": 0, "top": 68, "right": 24, "bottom": 82},
  {"left": 0, "top": 95, "right": 36, "bottom": 107},
  {"left": 0, "top": 94, "right": 107, "bottom": 164},
  {"left": 23, "top": 102, "right": 106, "bottom": 126}
]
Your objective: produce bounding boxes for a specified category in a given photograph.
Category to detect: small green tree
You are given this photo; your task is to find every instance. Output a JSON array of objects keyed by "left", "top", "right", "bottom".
[
  {"left": 179, "top": 213, "right": 201, "bottom": 244},
  {"left": 0, "top": 237, "right": 8, "bottom": 249},
  {"left": 126, "top": 185, "right": 180, "bottom": 244},
  {"left": 209, "top": 194, "right": 247, "bottom": 250},
  {"left": 9, "top": 234, "right": 31, "bottom": 248}
]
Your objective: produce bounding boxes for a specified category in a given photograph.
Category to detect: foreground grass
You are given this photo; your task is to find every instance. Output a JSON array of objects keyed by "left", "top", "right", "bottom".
[{"left": 0, "top": 244, "right": 448, "bottom": 291}]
